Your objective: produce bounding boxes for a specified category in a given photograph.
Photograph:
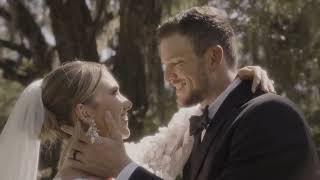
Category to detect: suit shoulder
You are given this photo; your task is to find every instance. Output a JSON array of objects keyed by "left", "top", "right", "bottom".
[
  {"left": 232, "top": 93, "right": 312, "bottom": 146},
  {"left": 235, "top": 93, "right": 309, "bottom": 131},
  {"left": 245, "top": 93, "right": 302, "bottom": 116}
]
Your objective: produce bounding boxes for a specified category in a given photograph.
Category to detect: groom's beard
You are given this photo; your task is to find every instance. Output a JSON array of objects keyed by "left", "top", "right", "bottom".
[
  {"left": 179, "top": 72, "right": 211, "bottom": 107},
  {"left": 178, "top": 82, "right": 209, "bottom": 107},
  {"left": 179, "top": 90, "right": 203, "bottom": 107}
]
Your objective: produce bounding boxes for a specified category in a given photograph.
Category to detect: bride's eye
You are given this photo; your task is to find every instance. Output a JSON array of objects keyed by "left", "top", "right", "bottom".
[{"left": 111, "top": 88, "right": 119, "bottom": 95}]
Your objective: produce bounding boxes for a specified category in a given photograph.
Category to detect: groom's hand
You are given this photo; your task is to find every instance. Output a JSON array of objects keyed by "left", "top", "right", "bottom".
[
  {"left": 68, "top": 111, "right": 132, "bottom": 178},
  {"left": 70, "top": 137, "right": 132, "bottom": 178}
]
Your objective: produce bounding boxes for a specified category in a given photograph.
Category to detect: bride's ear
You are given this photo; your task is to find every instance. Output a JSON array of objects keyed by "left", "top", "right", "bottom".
[{"left": 74, "top": 103, "right": 94, "bottom": 125}]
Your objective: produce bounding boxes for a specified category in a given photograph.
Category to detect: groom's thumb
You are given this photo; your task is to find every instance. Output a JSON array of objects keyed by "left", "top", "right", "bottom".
[{"left": 104, "top": 111, "right": 123, "bottom": 142}]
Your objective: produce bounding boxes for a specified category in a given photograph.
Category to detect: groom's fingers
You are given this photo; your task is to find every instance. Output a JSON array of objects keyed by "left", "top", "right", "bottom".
[
  {"left": 68, "top": 158, "right": 86, "bottom": 170},
  {"left": 60, "top": 125, "right": 73, "bottom": 135},
  {"left": 61, "top": 125, "right": 90, "bottom": 143},
  {"left": 104, "top": 111, "right": 123, "bottom": 142},
  {"left": 68, "top": 151, "right": 86, "bottom": 163},
  {"left": 72, "top": 141, "right": 87, "bottom": 152}
]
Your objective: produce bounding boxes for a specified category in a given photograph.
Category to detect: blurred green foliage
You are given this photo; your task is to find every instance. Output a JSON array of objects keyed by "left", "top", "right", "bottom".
[{"left": 0, "top": 72, "right": 23, "bottom": 131}]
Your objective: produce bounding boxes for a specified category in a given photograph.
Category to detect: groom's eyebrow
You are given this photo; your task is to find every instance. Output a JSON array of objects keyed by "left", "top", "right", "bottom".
[{"left": 169, "top": 57, "right": 185, "bottom": 63}]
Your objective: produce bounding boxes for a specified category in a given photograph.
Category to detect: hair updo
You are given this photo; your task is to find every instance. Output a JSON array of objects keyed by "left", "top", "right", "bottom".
[{"left": 40, "top": 61, "right": 106, "bottom": 143}]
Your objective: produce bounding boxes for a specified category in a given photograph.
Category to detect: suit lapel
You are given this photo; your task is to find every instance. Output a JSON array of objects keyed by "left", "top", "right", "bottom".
[
  {"left": 191, "top": 107, "right": 240, "bottom": 180},
  {"left": 191, "top": 80, "right": 265, "bottom": 180}
]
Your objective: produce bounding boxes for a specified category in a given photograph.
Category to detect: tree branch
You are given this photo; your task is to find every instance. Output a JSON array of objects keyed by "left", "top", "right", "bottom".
[
  {"left": 93, "top": 0, "right": 107, "bottom": 25},
  {"left": 92, "top": 0, "right": 114, "bottom": 37},
  {"left": 0, "top": 58, "right": 32, "bottom": 85},
  {"left": 0, "top": 39, "right": 32, "bottom": 58},
  {"left": 0, "top": 7, "right": 11, "bottom": 21},
  {"left": 8, "top": 0, "right": 51, "bottom": 74},
  {"left": 46, "top": 0, "right": 99, "bottom": 61}
]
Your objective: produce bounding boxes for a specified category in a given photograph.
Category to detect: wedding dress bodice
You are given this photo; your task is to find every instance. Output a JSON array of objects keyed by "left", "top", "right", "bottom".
[{"left": 125, "top": 105, "right": 200, "bottom": 180}]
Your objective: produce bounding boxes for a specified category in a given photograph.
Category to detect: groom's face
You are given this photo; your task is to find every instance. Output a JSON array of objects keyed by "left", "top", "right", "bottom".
[{"left": 160, "top": 33, "right": 209, "bottom": 107}]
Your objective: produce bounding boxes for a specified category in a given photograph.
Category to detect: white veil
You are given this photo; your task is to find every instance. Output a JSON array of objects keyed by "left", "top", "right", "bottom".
[{"left": 0, "top": 79, "right": 44, "bottom": 180}]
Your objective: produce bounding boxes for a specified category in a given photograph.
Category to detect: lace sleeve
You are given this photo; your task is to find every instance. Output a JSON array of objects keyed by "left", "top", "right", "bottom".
[{"left": 125, "top": 105, "right": 201, "bottom": 180}]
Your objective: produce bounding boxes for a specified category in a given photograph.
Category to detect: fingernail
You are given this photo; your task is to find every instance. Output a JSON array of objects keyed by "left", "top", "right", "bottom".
[{"left": 263, "top": 86, "right": 268, "bottom": 92}]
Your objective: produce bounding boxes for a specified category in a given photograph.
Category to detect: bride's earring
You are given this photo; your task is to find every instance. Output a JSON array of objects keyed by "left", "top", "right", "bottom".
[{"left": 86, "top": 119, "right": 102, "bottom": 144}]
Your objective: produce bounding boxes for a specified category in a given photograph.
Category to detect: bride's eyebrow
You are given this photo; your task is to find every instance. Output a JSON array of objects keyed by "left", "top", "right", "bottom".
[{"left": 109, "top": 86, "right": 119, "bottom": 93}]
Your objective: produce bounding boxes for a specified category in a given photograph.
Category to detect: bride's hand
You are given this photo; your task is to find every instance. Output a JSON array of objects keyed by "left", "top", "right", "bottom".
[{"left": 238, "top": 66, "right": 276, "bottom": 93}]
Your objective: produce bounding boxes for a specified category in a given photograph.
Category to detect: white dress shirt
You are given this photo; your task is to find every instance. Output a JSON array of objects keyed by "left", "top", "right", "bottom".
[
  {"left": 116, "top": 78, "right": 242, "bottom": 180},
  {"left": 201, "top": 78, "right": 241, "bottom": 141},
  {"left": 116, "top": 162, "right": 139, "bottom": 180}
]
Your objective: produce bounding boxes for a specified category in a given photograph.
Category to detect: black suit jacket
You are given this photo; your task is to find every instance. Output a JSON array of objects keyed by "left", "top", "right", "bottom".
[
  {"left": 182, "top": 80, "right": 319, "bottom": 180},
  {"left": 129, "top": 166, "right": 162, "bottom": 180},
  {"left": 129, "top": 80, "right": 319, "bottom": 180}
]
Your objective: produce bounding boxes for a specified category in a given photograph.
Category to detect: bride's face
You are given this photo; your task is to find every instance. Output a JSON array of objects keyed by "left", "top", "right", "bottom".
[{"left": 88, "top": 71, "right": 132, "bottom": 139}]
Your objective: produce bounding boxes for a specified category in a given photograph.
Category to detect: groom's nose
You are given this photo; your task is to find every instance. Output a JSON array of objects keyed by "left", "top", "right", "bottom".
[{"left": 164, "top": 66, "right": 178, "bottom": 83}]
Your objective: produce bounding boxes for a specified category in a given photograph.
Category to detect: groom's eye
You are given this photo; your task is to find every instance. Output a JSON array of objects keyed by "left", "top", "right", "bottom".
[{"left": 175, "top": 61, "right": 183, "bottom": 67}]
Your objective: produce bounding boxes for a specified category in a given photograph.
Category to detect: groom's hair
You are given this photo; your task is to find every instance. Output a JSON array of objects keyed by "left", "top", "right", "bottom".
[{"left": 158, "top": 6, "right": 237, "bottom": 69}]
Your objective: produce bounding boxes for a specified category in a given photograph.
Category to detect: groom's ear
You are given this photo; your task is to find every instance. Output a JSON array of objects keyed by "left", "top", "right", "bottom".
[{"left": 204, "top": 45, "right": 224, "bottom": 71}]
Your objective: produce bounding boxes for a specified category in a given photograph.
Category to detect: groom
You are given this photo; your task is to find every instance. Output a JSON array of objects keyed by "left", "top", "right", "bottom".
[{"left": 70, "top": 6, "right": 319, "bottom": 180}]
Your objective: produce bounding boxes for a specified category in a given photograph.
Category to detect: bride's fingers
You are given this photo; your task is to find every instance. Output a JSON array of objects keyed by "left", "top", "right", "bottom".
[
  {"left": 237, "top": 67, "right": 253, "bottom": 79},
  {"left": 104, "top": 111, "right": 122, "bottom": 142},
  {"left": 260, "top": 70, "right": 269, "bottom": 92},
  {"left": 238, "top": 66, "right": 276, "bottom": 94},
  {"left": 268, "top": 80, "right": 276, "bottom": 93},
  {"left": 259, "top": 70, "right": 276, "bottom": 93},
  {"left": 250, "top": 66, "right": 262, "bottom": 93}
]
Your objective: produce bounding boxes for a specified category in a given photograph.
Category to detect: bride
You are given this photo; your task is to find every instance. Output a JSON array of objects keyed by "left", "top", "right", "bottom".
[{"left": 0, "top": 61, "right": 274, "bottom": 180}]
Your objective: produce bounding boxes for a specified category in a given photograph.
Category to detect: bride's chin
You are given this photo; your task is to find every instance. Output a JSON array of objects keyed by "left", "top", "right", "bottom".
[{"left": 122, "top": 130, "right": 130, "bottom": 140}]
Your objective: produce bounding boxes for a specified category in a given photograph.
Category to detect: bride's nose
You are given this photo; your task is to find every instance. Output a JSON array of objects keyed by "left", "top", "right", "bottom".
[{"left": 121, "top": 96, "right": 132, "bottom": 111}]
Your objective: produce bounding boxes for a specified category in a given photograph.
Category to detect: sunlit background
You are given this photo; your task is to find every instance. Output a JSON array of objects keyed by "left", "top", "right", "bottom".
[{"left": 0, "top": 0, "right": 319, "bottom": 179}]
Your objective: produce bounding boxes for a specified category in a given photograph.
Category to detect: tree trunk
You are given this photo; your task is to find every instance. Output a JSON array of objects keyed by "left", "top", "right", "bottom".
[
  {"left": 46, "top": 0, "right": 99, "bottom": 62},
  {"left": 115, "top": 0, "right": 163, "bottom": 140}
]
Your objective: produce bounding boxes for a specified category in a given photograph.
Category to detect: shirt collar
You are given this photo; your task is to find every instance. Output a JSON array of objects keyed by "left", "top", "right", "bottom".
[{"left": 206, "top": 78, "right": 242, "bottom": 119}]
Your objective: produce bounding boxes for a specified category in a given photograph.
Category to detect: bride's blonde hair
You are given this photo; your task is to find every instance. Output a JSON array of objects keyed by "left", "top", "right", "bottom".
[{"left": 40, "top": 60, "right": 106, "bottom": 168}]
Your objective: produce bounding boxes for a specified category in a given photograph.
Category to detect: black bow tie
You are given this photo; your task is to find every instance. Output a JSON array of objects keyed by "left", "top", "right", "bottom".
[{"left": 189, "top": 106, "right": 210, "bottom": 136}]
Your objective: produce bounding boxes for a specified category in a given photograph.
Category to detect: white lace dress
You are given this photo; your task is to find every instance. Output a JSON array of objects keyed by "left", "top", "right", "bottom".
[{"left": 125, "top": 105, "right": 201, "bottom": 180}]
